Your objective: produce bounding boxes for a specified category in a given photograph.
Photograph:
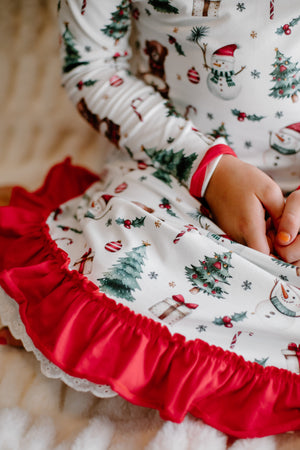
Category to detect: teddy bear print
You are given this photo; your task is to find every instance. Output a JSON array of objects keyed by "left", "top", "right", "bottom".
[
  {"left": 142, "top": 40, "right": 170, "bottom": 99},
  {"left": 77, "top": 98, "right": 121, "bottom": 148}
]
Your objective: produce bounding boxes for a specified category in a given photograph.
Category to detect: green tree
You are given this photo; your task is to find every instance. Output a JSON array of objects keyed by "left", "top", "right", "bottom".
[
  {"left": 62, "top": 23, "right": 88, "bottom": 73},
  {"left": 98, "top": 243, "right": 148, "bottom": 301},
  {"left": 101, "top": 0, "right": 132, "bottom": 43},
  {"left": 269, "top": 48, "right": 300, "bottom": 102},
  {"left": 143, "top": 146, "right": 197, "bottom": 186},
  {"left": 185, "top": 251, "right": 233, "bottom": 299},
  {"left": 148, "top": 0, "right": 179, "bottom": 14}
]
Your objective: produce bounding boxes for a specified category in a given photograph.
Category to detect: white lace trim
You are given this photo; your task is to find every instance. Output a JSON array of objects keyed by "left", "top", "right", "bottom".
[{"left": 0, "top": 287, "right": 117, "bottom": 398}]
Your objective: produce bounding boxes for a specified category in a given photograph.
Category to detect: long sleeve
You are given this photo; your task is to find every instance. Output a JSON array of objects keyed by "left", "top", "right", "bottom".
[{"left": 57, "top": 0, "right": 233, "bottom": 194}]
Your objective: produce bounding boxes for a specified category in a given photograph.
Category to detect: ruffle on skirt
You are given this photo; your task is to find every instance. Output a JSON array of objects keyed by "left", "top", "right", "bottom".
[{"left": 0, "top": 157, "right": 300, "bottom": 439}]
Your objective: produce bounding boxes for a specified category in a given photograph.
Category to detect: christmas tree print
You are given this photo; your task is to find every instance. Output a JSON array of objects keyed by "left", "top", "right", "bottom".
[
  {"left": 98, "top": 243, "right": 149, "bottom": 301},
  {"left": 185, "top": 251, "right": 233, "bottom": 299},
  {"left": 101, "top": 0, "right": 132, "bottom": 43},
  {"left": 271, "top": 257, "right": 295, "bottom": 268},
  {"left": 143, "top": 146, "right": 197, "bottom": 186},
  {"left": 62, "top": 23, "right": 88, "bottom": 73},
  {"left": 148, "top": 0, "right": 179, "bottom": 14},
  {"left": 269, "top": 48, "right": 300, "bottom": 103}
]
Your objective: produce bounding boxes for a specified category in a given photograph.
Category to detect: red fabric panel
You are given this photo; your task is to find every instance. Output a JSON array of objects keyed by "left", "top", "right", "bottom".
[{"left": 0, "top": 158, "right": 300, "bottom": 438}]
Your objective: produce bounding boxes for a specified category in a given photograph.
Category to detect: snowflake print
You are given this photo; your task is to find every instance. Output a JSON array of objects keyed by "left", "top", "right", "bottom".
[
  {"left": 242, "top": 280, "right": 252, "bottom": 291},
  {"left": 85, "top": 46, "right": 92, "bottom": 52},
  {"left": 169, "top": 281, "right": 176, "bottom": 287},
  {"left": 236, "top": 2, "right": 246, "bottom": 12},
  {"left": 275, "top": 111, "right": 284, "bottom": 118},
  {"left": 244, "top": 141, "right": 252, "bottom": 149},
  {"left": 148, "top": 271, "right": 158, "bottom": 279},
  {"left": 155, "top": 220, "right": 162, "bottom": 228},
  {"left": 196, "top": 324, "right": 207, "bottom": 332},
  {"left": 207, "top": 113, "right": 214, "bottom": 120},
  {"left": 251, "top": 69, "right": 261, "bottom": 79},
  {"left": 250, "top": 31, "right": 257, "bottom": 39},
  {"left": 139, "top": 176, "right": 147, "bottom": 182}
]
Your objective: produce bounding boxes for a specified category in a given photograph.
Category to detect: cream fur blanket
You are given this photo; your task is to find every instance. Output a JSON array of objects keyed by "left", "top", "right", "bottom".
[{"left": 0, "top": 1, "right": 298, "bottom": 448}]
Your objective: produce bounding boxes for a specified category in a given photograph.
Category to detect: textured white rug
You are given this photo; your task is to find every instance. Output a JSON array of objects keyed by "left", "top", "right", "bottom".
[{"left": 0, "top": 1, "right": 299, "bottom": 448}]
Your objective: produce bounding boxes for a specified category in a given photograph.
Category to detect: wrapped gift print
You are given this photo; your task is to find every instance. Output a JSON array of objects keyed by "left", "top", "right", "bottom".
[
  {"left": 281, "top": 343, "right": 300, "bottom": 374},
  {"left": 149, "top": 294, "right": 198, "bottom": 326},
  {"left": 192, "top": 0, "right": 222, "bottom": 17},
  {"left": 73, "top": 248, "right": 95, "bottom": 275}
]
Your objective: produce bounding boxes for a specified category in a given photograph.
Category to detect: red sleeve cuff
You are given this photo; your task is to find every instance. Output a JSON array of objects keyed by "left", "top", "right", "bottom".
[{"left": 189, "top": 144, "right": 237, "bottom": 199}]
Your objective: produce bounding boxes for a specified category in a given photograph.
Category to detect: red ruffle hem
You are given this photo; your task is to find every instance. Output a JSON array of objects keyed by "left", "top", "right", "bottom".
[{"left": 0, "top": 158, "right": 300, "bottom": 439}]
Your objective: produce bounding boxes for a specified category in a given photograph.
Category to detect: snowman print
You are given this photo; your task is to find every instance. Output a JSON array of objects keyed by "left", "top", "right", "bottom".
[
  {"left": 263, "top": 122, "right": 300, "bottom": 183},
  {"left": 84, "top": 193, "right": 114, "bottom": 220},
  {"left": 204, "top": 44, "right": 245, "bottom": 100},
  {"left": 255, "top": 280, "right": 300, "bottom": 331}
]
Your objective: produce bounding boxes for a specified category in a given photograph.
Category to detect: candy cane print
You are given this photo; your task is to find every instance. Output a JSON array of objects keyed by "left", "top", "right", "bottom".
[
  {"left": 173, "top": 224, "right": 198, "bottom": 244},
  {"left": 230, "top": 331, "right": 242, "bottom": 349},
  {"left": 173, "top": 230, "right": 186, "bottom": 244},
  {"left": 81, "top": 0, "right": 87, "bottom": 15},
  {"left": 131, "top": 98, "right": 144, "bottom": 121},
  {"left": 270, "top": 0, "right": 274, "bottom": 20},
  {"left": 184, "top": 105, "right": 197, "bottom": 120}
]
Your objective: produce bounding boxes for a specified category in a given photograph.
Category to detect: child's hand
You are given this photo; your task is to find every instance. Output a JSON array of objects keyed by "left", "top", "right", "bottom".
[
  {"left": 272, "top": 190, "right": 300, "bottom": 266},
  {"left": 204, "top": 155, "right": 285, "bottom": 254}
]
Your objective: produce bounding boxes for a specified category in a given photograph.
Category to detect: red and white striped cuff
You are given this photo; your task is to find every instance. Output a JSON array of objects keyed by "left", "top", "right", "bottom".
[{"left": 189, "top": 143, "right": 237, "bottom": 199}]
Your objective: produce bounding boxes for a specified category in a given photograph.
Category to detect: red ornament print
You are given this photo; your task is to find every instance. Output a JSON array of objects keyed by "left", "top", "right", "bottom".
[
  {"left": 114, "top": 182, "right": 128, "bottom": 193},
  {"left": 187, "top": 67, "right": 200, "bottom": 84},
  {"left": 109, "top": 74, "right": 124, "bottom": 87},
  {"left": 105, "top": 240, "right": 123, "bottom": 252}
]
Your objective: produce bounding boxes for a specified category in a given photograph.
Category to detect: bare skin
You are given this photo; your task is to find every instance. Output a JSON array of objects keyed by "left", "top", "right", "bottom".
[
  {"left": 204, "top": 154, "right": 294, "bottom": 258},
  {"left": 269, "top": 190, "right": 300, "bottom": 266}
]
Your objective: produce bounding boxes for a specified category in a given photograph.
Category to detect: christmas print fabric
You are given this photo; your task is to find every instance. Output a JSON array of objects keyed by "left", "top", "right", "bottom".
[{"left": 1, "top": 0, "right": 300, "bottom": 439}]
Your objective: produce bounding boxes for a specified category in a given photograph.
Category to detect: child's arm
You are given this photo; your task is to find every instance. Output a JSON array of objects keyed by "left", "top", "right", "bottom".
[
  {"left": 57, "top": 0, "right": 231, "bottom": 194},
  {"left": 204, "top": 155, "right": 285, "bottom": 254}
]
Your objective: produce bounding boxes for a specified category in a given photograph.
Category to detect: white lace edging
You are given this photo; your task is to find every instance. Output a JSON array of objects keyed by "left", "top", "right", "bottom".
[{"left": 0, "top": 287, "right": 117, "bottom": 398}]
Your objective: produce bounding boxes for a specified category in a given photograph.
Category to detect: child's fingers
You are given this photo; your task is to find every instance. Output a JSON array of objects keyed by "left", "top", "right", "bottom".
[
  {"left": 274, "top": 235, "right": 300, "bottom": 264},
  {"left": 243, "top": 197, "right": 271, "bottom": 255},
  {"left": 276, "top": 191, "right": 300, "bottom": 246},
  {"left": 257, "top": 180, "right": 285, "bottom": 229}
]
